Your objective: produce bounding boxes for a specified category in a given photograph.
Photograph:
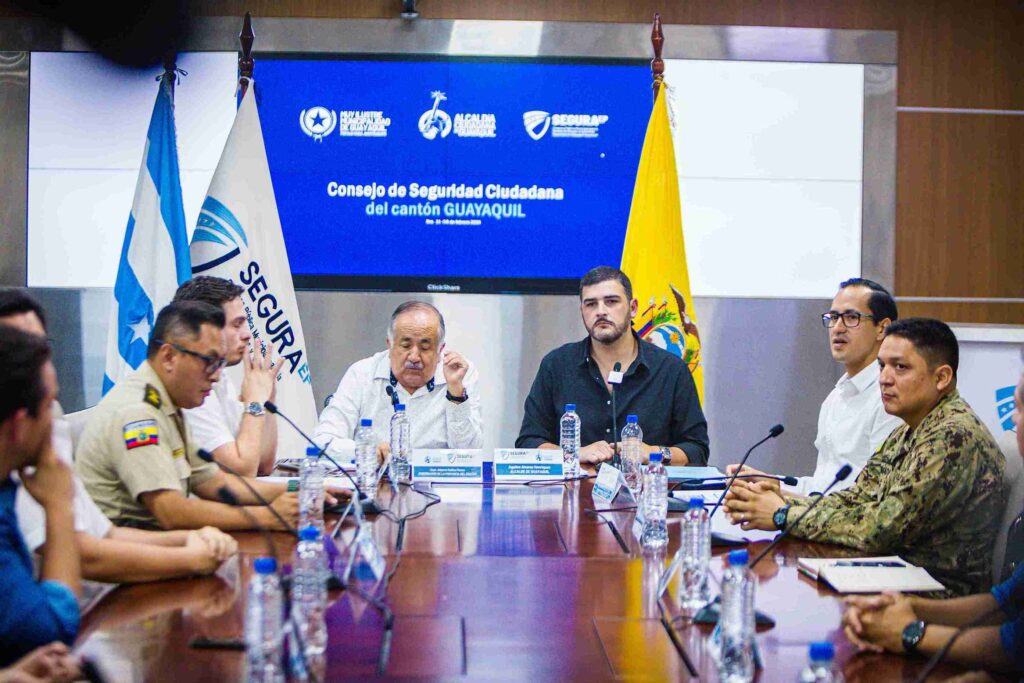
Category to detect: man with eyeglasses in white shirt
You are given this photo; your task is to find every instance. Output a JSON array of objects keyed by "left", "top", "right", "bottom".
[{"left": 726, "top": 278, "right": 903, "bottom": 498}]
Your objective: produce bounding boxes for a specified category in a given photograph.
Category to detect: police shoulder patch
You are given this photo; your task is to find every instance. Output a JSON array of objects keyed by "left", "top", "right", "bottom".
[
  {"left": 143, "top": 384, "right": 162, "bottom": 409},
  {"left": 124, "top": 419, "right": 160, "bottom": 450}
]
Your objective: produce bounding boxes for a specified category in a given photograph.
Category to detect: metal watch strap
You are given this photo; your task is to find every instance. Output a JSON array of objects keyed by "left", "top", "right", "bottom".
[{"left": 660, "top": 447, "right": 672, "bottom": 465}]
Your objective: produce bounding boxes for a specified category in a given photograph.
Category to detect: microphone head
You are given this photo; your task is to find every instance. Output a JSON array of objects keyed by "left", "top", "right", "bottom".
[
  {"left": 781, "top": 475, "right": 799, "bottom": 487},
  {"left": 769, "top": 424, "right": 785, "bottom": 438},
  {"left": 263, "top": 401, "right": 278, "bottom": 414},
  {"left": 217, "top": 486, "right": 240, "bottom": 506},
  {"left": 613, "top": 361, "right": 622, "bottom": 372},
  {"left": 385, "top": 385, "right": 394, "bottom": 396},
  {"left": 836, "top": 464, "right": 853, "bottom": 481},
  {"left": 197, "top": 448, "right": 214, "bottom": 463}
]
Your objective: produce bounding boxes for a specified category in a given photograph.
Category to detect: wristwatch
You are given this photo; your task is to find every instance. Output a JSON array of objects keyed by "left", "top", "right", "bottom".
[
  {"left": 245, "top": 401, "right": 266, "bottom": 417},
  {"left": 772, "top": 505, "right": 790, "bottom": 530},
  {"left": 446, "top": 389, "right": 468, "bottom": 404},
  {"left": 659, "top": 447, "right": 672, "bottom": 465},
  {"left": 901, "top": 620, "right": 927, "bottom": 654}
]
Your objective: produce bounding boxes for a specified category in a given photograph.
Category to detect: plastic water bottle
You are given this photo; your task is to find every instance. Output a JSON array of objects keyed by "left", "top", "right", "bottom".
[
  {"left": 620, "top": 415, "right": 643, "bottom": 496},
  {"left": 298, "top": 447, "right": 324, "bottom": 533},
  {"left": 389, "top": 404, "right": 411, "bottom": 485},
  {"left": 798, "top": 642, "right": 841, "bottom": 682},
  {"left": 641, "top": 451, "right": 668, "bottom": 549},
  {"left": 355, "top": 418, "right": 378, "bottom": 498},
  {"left": 560, "top": 404, "right": 581, "bottom": 479},
  {"left": 291, "top": 526, "right": 327, "bottom": 661},
  {"left": 680, "top": 496, "right": 711, "bottom": 609},
  {"left": 719, "top": 549, "right": 755, "bottom": 683},
  {"left": 245, "top": 557, "right": 284, "bottom": 683}
]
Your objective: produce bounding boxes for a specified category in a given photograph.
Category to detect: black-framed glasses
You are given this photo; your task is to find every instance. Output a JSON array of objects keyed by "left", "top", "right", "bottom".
[
  {"left": 821, "top": 311, "right": 877, "bottom": 328},
  {"left": 154, "top": 339, "right": 227, "bottom": 374}
]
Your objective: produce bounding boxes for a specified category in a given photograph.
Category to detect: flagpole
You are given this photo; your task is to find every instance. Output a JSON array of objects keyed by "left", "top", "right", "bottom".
[
  {"left": 238, "top": 11, "right": 254, "bottom": 97},
  {"left": 162, "top": 51, "right": 177, "bottom": 97},
  {"left": 651, "top": 13, "right": 664, "bottom": 101}
]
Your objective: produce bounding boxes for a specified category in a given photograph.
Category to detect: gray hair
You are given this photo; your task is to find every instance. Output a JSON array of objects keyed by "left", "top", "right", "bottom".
[{"left": 386, "top": 301, "right": 445, "bottom": 346}]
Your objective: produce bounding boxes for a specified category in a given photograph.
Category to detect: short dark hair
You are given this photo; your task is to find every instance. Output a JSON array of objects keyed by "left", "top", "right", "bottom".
[
  {"left": 173, "top": 276, "right": 244, "bottom": 309},
  {"left": 839, "top": 277, "right": 898, "bottom": 324},
  {"left": 147, "top": 301, "right": 226, "bottom": 359},
  {"left": 580, "top": 266, "right": 633, "bottom": 301},
  {"left": 0, "top": 325, "right": 52, "bottom": 422},
  {"left": 884, "top": 317, "right": 959, "bottom": 375},
  {"left": 0, "top": 288, "right": 47, "bottom": 331},
  {"left": 387, "top": 301, "right": 446, "bottom": 346}
]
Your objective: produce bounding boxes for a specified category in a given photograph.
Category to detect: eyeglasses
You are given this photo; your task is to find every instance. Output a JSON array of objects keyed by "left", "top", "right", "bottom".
[
  {"left": 821, "top": 312, "right": 877, "bottom": 328},
  {"left": 154, "top": 339, "right": 227, "bottom": 374}
]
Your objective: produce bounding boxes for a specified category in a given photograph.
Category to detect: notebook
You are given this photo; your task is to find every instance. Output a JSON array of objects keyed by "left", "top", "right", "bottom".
[{"left": 797, "top": 556, "right": 945, "bottom": 593}]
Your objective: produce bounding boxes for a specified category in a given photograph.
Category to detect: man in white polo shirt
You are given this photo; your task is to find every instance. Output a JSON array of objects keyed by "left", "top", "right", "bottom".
[
  {"left": 175, "top": 277, "right": 278, "bottom": 477},
  {"left": 727, "top": 278, "right": 903, "bottom": 496},
  {"left": 314, "top": 301, "right": 482, "bottom": 461}
]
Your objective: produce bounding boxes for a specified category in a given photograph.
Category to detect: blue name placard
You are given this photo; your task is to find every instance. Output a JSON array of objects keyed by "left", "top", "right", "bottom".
[
  {"left": 493, "top": 448, "right": 564, "bottom": 482},
  {"left": 411, "top": 449, "right": 484, "bottom": 483}
]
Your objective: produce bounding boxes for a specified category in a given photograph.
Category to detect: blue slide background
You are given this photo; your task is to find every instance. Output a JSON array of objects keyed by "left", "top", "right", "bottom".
[{"left": 256, "top": 58, "right": 650, "bottom": 286}]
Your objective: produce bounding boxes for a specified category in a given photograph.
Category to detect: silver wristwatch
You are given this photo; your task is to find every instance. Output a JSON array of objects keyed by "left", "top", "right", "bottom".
[
  {"left": 660, "top": 447, "right": 672, "bottom": 465},
  {"left": 245, "top": 401, "right": 266, "bottom": 417}
]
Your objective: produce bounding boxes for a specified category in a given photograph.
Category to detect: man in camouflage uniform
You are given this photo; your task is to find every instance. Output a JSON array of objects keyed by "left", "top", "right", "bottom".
[
  {"left": 77, "top": 301, "right": 300, "bottom": 531},
  {"left": 725, "top": 318, "right": 1006, "bottom": 596}
]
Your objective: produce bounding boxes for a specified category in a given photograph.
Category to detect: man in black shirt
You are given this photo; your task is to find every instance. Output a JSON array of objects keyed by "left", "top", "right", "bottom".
[{"left": 516, "top": 266, "right": 709, "bottom": 466}]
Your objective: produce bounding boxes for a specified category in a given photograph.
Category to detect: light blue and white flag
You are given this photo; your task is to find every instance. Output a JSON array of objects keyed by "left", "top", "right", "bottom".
[
  {"left": 103, "top": 74, "right": 191, "bottom": 394},
  {"left": 191, "top": 80, "right": 317, "bottom": 459}
]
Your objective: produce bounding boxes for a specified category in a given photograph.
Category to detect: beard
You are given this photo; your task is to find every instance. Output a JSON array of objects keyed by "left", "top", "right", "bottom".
[{"left": 588, "top": 317, "right": 631, "bottom": 345}]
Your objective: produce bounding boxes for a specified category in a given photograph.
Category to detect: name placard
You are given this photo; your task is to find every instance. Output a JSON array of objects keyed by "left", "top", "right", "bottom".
[
  {"left": 492, "top": 448, "right": 564, "bottom": 482},
  {"left": 592, "top": 463, "right": 624, "bottom": 503},
  {"left": 411, "top": 449, "right": 484, "bottom": 483}
]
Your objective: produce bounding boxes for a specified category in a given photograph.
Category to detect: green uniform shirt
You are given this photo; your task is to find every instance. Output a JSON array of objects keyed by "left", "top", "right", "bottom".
[
  {"left": 784, "top": 389, "right": 1006, "bottom": 596},
  {"left": 75, "top": 362, "right": 218, "bottom": 529}
]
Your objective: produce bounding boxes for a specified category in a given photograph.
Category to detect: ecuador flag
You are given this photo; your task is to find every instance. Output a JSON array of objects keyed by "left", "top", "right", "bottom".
[{"left": 621, "top": 84, "right": 703, "bottom": 403}]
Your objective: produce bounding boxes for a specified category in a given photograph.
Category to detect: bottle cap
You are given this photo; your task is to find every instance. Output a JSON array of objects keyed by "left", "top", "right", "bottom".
[
  {"left": 727, "top": 549, "right": 749, "bottom": 566},
  {"left": 253, "top": 557, "right": 277, "bottom": 575},
  {"left": 395, "top": 404, "right": 406, "bottom": 412},
  {"left": 360, "top": 418, "right": 372, "bottom": 427},
  {"left": 305, "top": 446, "right": 319, "bottom": 457},
  {"left": 649, "top": 452, "right": 662, "bottom": 463},
  {"left": 688, "top": 497, "right": 705, "bottom": 509},
  {"left": 565, "top": 403, "right": 576, "bottom": 411},
  {"left": 626, "top": 414, "right": 638, "bottom": 423},
  {"left": 299, "top": 525, "right": 320, "bottom": 541},
  {"left": 809, "top": 641, "right": 834, "bottom": 662}
]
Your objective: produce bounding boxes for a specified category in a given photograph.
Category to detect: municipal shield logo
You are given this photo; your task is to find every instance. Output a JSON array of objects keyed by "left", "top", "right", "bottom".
[
  {"left": 299, "top": 106, "right": 337, "bottom": 142},
  {"left": 419, "top": 91, "right": 452, "bottom": 140}
]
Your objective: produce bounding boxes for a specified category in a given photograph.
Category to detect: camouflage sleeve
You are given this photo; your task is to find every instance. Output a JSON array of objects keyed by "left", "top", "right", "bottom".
[{"left": 785, "top": 425, "right": 982, "bottom": 551}]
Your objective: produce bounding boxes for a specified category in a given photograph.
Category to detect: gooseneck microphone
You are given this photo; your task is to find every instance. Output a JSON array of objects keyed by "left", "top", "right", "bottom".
[
  {"left": 708, "top": 424, "right": 785, "bottom": 519},
  {"left": 609, "top": 361, "right": 622, "bottom": 468},
  {"left": 672, "top": 473, "right": 800, "bottom": 491},
  {"left": 264, "top": 401, "right": 382, "bottom": 516},
  {"left": 199, "top": 449, "right": 296, "bottom": 533},
  {"left": 385, "top": 385, "right": 399, "bottom": 411},
  {"left": 748, "top": 464, "right": 853, "bottom": 570}
]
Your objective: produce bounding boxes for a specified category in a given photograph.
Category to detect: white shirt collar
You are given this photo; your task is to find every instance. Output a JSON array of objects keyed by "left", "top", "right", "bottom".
[{"left": 837, "top": 360, "right": 881, "bottom": 395}]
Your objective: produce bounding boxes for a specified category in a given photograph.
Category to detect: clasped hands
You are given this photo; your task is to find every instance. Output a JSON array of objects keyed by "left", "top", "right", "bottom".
[{"left": 720, "top": 464, "right": 787, "bottom": 530}]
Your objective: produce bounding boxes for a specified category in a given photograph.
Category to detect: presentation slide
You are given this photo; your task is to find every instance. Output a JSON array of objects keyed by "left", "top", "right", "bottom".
[{"left": 256, "top": 57, "right": 651, "bottom": 292}]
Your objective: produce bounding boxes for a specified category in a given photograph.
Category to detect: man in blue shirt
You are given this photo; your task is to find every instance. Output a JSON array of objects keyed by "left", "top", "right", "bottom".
[
  {"left": 840, "top": 367, "right": 1024, "bottom": 674},
  {"left": 0, "top": 326, "right": 81, "bottom": 666}
]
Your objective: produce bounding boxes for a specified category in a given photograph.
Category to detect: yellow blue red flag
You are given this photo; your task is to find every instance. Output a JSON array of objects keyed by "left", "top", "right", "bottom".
[{"left": 621, "top": 84, "right": 703, "bottom": 402}]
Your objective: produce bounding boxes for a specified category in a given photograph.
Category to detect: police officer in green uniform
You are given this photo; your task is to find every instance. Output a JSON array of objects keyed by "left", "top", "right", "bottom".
[
  {"left": 725, "top": 318, "right": 1007, "bottom": 596},
  {"left": 76, "top": 302, "right": 300, "bottom": 531}
]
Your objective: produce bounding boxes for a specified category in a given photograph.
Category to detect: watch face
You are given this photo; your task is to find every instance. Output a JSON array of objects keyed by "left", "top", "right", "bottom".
[{"left": 772, "top": 506, "right": 788, "bottom": 529}]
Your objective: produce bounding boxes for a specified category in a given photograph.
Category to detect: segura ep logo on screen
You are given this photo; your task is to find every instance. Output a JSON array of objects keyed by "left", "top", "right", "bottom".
[{"left": 522, "top": 110, "right": 609, "bottom": 140}]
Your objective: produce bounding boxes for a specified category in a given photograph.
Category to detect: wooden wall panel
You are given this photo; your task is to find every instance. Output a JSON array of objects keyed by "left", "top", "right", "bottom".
[
  {"left": 897, "top": 301, "right": 1024, "bottom": 325},
  {"left": 896, "top": 112, "right": 1024, "bottom": 298}
]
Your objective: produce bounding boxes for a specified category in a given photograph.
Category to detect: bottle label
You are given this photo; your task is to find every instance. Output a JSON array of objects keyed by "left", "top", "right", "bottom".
[
  {"left": 410, "top": 449, "right": 484, "bottom": 483},
  {"left": 492, "top": 448, "right": 564, "bottom": 481}
]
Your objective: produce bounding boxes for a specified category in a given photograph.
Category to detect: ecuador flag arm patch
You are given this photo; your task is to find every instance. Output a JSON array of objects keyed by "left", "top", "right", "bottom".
[{"left": 123, "top": 419, "right": 160, "bottom": 450}]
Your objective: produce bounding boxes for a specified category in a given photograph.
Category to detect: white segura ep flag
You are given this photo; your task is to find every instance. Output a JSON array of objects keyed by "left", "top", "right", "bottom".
[{"left": 190, "top": 80, "right": 317, "bottom": 460}]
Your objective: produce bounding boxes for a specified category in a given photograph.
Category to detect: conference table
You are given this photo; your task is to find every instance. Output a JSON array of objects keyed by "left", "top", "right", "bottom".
[{"left": 74, "top": 476, "right": 972, "bottom": 681}]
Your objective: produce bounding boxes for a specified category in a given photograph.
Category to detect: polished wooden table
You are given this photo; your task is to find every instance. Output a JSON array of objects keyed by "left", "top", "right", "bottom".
[{"left": 75, "top": 478, "right": 969, "bottom": 681}]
